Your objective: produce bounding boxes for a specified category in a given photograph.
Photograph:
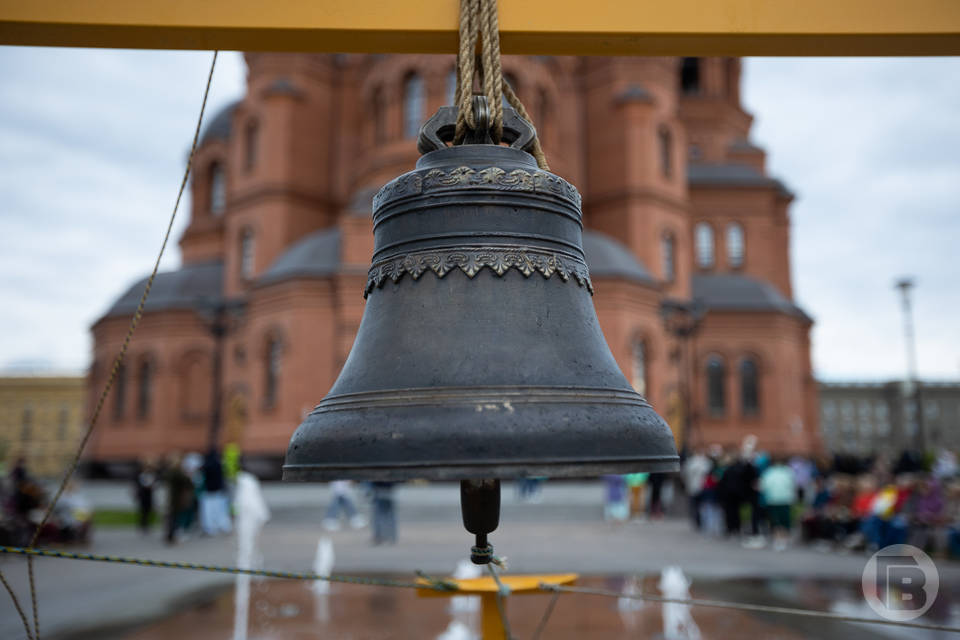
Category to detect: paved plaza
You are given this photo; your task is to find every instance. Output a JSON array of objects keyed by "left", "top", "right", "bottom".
[{"left": 3, "top": 481, "right": 960, "bottom": 639}]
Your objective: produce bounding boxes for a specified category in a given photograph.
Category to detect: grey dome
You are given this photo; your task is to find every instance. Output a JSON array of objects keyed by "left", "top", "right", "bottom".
[
  {"left": 258, "top": 228, "right": 342, "bottom": 285},
  {"left": 688, "top": 163, "right": 792, "bottom": 197},
  {"left": 582, "top": 230, "right": 655, "bottom": 285},
  {"left": 104, "top": 261, "right": 223, "bottom": 318},
  {"left": 692, "top": 273, "right": 811, "bottom": 320},
  {"left": 200, "top": 100, "right": 240, "bottom": 145}
]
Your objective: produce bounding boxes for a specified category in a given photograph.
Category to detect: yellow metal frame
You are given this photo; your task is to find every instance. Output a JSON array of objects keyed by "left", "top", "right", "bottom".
[{"left": 1, "top": 0, "right": 959, "bottom": 55}]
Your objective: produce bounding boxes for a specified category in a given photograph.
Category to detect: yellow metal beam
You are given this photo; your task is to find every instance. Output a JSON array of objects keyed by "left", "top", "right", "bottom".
[{"left": 1, "top": 0, "right": 959, "bottom": 55}]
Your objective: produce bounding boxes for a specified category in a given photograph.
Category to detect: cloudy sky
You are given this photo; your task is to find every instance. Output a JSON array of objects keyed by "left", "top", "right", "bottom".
[{"left": 0, "top": 49, "right": 957, "bottom": 381}]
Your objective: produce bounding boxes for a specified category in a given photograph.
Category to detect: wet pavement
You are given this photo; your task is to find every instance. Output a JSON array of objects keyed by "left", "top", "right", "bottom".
[
  {"left": 6, "top": 482, "right": 960, "bottom": 639},
  {"left": 116, "top": 574, "right": 960, "bottom": 640}
]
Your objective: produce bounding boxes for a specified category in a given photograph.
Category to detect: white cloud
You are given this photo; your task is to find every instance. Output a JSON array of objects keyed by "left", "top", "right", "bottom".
[{"left": 0, "top": 50, "right": 956, "bottom": 381}]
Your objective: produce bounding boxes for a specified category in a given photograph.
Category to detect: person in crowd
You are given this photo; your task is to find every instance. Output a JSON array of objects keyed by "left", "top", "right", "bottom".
[
  {"left": 648, "top": 472, "right": 666, "bottom": 519},
  {"left": 370, "top": 481, "right": 397, "bottom": 545},
  {"left": 603, "top": 475, "right": 628, "bottom": 522},
  {"left": 164, "top": 453, "right": 194, "bottom": 545},
  {"left": 683, "top": 448, "right": 711, "bottom": 531},
  {"left": 323, "top": 480, "right": 366, "bottom": 531},
  {"left": 910, "top": 476, "right": 944, "bottom": 552},
  {"left": 200, "top": 448, "right": 233, "bottom": 536},
  {"left": 133, "top": 458, "right": 157, "bottom": 535},
  {"left": 760, "top": 456, "right": 796, "bottom": 551},
  {"left": 625, "top": 472, "right": 648, "bottom": 521},
  {"left": 222, "top": 442, "right": 241, "bottom": 503}
]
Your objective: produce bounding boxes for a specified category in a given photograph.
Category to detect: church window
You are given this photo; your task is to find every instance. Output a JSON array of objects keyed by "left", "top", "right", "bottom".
[
  {"left": 113, "top": 362, "right": 127, "bottom": 420},
  {"left": 726, "top": 222, "right": 745, "bottom": 268},
  {"left": 631, "top": 339, "right": 648, "bottom": 398},
  {"left": 707, "top": 356, "right": 726, "bottom": 416},
  {"left": 403, "top": 73, "right": 425, "bottom": 139},
  {"left": 740, "top": 357, "right": 759, "bottom": 415},
  {"left": 265, "top": 335, "right": 282, "bottom": 409},
  {"left": 209, "top": 163, "right": 226, "bottom": 215},
  {"left": 681, "top": 58, "right": 700, "bottom": 94},
  {"left": 658, "top": 125, "right": 673, "bottom": 179},
  {"left": 137, "top": 359, "right": 153, "bottom": 420},
  {"left": 244, "top": 120, "right": 258, "bottom": 171},
  {"left": 372, "top": 86, "right": 386, "bottom": 143},
  {"left": 661, "top": 232, "right": 676, "bottom": 282},
  {"left": 695, "top": 222, "right": 715, "bottom": 268},
  {"left": 240, "top": 228, "right": 255, "bottom": 280}
]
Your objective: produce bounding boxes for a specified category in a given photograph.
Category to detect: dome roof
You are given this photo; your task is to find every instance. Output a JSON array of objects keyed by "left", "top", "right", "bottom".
[
  {"left": 104, "top": 261, "right": 223, "bottom": 318},
  {"left": 200, "top": 100, "right": 240, "bottom": 145},
  {"left": 258, "top": 228, "right": 342, "bottom": 285},
  {"left": 582, "top": 230, "right": 655, "bottom": 285},
  {"left": 692, "top": 273, "right": 811, "bottom": 320}
]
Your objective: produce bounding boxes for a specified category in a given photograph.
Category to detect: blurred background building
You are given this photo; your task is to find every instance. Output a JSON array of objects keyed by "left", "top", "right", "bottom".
[
  {"left": 0, "top": 375, "right": 85, "bottom": 477},
  {"left": 819, "top": 381, "right": 960, "bottom": 456},
  {"left": 86, "top": 55, "right": 820, "bottom": 477}
]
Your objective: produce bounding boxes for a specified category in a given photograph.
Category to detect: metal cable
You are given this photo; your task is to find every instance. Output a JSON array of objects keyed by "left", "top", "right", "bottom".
[
  {"left": 539, "top": 582, "right": 960, "bottom": 634},
  {"left": 9, "top": 50, "right": 220, "bottom": 640},
  {"left": 530, "top": 588, "right": 560, "bottom": 640},
  {"left": 5, "top": 545, "right": 958, "bottom": 634},
  {"left": 486, "top": 563, "right": 514, "bottom": 640},
  {"left": 1, "top": 546, "right": 458, "bottom": 592}
]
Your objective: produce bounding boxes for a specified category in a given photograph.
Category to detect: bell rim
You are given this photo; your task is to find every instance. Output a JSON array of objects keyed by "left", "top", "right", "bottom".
[{"left": 282, "top": 456, "right": 680, "bottom": 482}]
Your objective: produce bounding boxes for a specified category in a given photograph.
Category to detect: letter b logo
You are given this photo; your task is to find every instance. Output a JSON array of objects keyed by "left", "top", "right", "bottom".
[{"left": 864, "top": 545, "right": 938, "bottom": 621}]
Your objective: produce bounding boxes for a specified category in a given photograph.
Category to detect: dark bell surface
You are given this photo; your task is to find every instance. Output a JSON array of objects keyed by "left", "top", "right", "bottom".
[{"left": 284, "top": 143, "right": 678, "bottom": 481}]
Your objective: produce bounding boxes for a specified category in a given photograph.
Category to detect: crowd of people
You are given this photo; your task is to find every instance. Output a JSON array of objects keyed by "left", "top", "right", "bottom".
[
  {"left": 680, "top": 436, "right": 960, "bottom": 556},
  {"left": 135, "top": 445, "right": 242, "bottom": 544}
]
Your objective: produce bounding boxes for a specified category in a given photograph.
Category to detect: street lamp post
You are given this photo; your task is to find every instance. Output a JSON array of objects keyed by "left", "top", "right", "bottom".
[
  {"left": 197, "top": 299, "right": 246, "bottom": 451},
  {"left": 660, "top": 299, "right": 705, "bottom": 455},
  {"left": 894, "top": 277, "right": 924, "bottom": 453}
]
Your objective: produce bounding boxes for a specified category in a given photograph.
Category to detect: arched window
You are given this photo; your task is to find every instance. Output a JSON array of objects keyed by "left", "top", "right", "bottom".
[
  {"left": 740, "top": 357, "right": 759, "bottom": 415},
  {"left": 372, "top": 86, "right": 386, "bottom": 143},
  {"left": 631, "top": 339, "right": 648, "bottom": 398},
  {"left": 446, "top": 68, "right": 458, "bottom": 106},
  {"left": 706, "top": 356, "right": 725, "bottom": 416},
  {"left": 695, "top": 222, "right": 715, "bottom": 268},
  {"left": 661, "top": 232, "right": 676, "bottom": 282},
  {"left": 726, "top": 223, "right": 745, "bottom": 268},
  {"left": 137, "top": 359, "right": 153, "bottom": 420},
  {"left": 181, "top": 353, "right": 210, "bottom": 419},
  {"left": 264, "top": 335, "right": 283, "bottom": 409},
  {"left": 244, "top": 120, "right": 258, "bottom": 171},
  {"left": 240, "top": 228, "right": 255, "bottom": 280},
  {"left": 681, "top": 57, "right": 700, "bottom": 94},
  {"left": 209, "top": 162, "right": 226, "bottom": 215},
  {"left": 658, "top": 125, "right": 673, "bottom": 179},
  {"left": 113, "top": 362, "right": 127, "bottom": 421},
  {"left": 403, "top": 73, "right": 425, "bottom": 138}
]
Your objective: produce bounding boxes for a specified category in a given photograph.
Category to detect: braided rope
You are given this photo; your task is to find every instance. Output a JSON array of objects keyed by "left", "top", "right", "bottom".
[{"left": 454, "top": 0, "right": 547, "bottom": 169}]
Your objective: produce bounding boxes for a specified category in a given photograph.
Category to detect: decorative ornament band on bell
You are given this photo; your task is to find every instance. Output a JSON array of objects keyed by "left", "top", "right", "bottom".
[{"left": 283, "top": 102, "right": 678, "bottom": 483}]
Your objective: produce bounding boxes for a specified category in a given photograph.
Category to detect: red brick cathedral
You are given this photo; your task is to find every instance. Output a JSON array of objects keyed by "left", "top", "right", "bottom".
[{"left": 88, "top": 54, "right": 820, "bottom": 474}]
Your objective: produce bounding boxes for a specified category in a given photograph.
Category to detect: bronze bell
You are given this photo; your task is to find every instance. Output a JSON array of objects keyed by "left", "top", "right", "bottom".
[{"left": 284, "top": 99, "right": 678, "bottom": 561}]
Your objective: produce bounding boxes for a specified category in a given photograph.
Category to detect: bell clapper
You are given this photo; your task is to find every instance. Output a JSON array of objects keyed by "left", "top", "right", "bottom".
[{"left": 460, "top": 479, "right": 501, "bottom": 564}]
